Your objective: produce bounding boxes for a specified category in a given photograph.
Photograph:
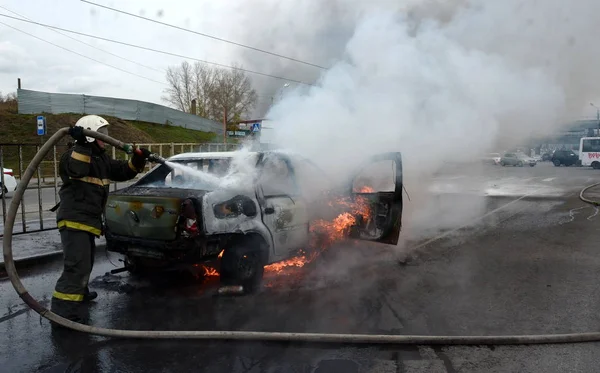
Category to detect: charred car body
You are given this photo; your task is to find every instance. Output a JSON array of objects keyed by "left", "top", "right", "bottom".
[{"left": 105, "top": 150, "right": 403, "bottom": 291}]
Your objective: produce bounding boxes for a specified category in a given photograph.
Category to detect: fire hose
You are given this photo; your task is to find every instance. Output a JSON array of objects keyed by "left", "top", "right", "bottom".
[
  {"left": 579, "top": 182, "right": 600, "bottom": 206},
  {"left": 5, "top": 126, "right": 600, "bottom": 345}
]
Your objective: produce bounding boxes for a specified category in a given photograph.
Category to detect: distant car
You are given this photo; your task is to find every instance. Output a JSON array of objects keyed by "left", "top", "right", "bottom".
[
  {"left": 541, "top": 152, "right": 553, "bottom": 161},
  {"left": 482, "top": 153, "right": 501, "bottom": 165},
  {"left": 104, "top": 150, "right": 404, "bottom": 292},
  {"left": 500, "top": 153, "right": 535, "bottom": 167},
  {"left": 551, "top": 150, "right": 580, "bottom": 167},
  {"left": 1, "top": 168, "right": 17, "bottom": 198}
]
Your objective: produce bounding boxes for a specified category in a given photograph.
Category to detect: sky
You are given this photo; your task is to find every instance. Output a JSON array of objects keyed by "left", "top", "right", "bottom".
[
  {"left": 0, "top": 0, "right": 327, "bottom": 117},
  {"left": 1, "top": 0, "right": 600, "bottom": 121}
]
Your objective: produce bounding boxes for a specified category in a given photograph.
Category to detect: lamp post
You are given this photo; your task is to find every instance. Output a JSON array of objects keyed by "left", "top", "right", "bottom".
[
  {"left": 591, "top": 103, "right": 600, "bottom": 136},
  {"left": 271, "top": 83, "right": 291, "bottom": 105}
]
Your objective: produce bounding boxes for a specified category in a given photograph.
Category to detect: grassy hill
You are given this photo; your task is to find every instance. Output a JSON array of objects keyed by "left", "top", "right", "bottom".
[
  {"left": 0, "top": 112, "right": 218, "bottom": 144},
  {"left": 0, "top": 112, "right": 221, "bottom": 178}
]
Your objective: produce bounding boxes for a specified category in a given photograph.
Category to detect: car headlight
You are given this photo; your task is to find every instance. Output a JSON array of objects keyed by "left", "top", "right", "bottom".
[{"left": 213, "top": 195, "right": 258, "bottom": 219}]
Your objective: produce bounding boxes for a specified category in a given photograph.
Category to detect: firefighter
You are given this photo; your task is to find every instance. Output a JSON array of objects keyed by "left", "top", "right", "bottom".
[{"left": 50, "top": 114, "right": 151, "bottom": 325}]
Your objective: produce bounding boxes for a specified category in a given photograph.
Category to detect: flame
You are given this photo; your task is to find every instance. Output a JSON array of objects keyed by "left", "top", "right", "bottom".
[
  {"left": 264, "top": 195, "right": 373, "bottom": 276},
  {"left": 194, "top": 264, "right": 219, "bottom": 277},
  {"left": 360, "top": 186, "right": 375, "bottom": 193},
  {"left": 264, "top": 253, "right": 310, "bottom": 273},
  {"left": 218, "top": 250, "right": 224, "bottom": 258}
]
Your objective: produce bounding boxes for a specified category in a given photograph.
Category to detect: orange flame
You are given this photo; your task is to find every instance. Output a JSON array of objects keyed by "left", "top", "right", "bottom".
[
  {"left": 264, "top": 254, "right": 310, "bottom": 273},
  {"left": 264, "top": 195, "right": 373, "bottom": 275},
  {"left": 196, "top": 264, "right": 219, "bottom": 277},
  {"left": 218, "top": 250, "right": 224, "bottom": 258},
  {"left": 359, "top": 186, "right": 375, "bottom": 193}
]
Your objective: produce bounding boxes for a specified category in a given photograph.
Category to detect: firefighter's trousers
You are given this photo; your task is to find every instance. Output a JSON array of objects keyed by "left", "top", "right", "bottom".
[{"left": 50, "top": 229, "right": 95, "bottom": 320}]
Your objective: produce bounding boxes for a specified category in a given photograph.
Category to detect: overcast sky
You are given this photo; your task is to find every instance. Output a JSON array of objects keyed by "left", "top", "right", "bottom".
[
  {"left": 1, "top": 0, "right": 599, "bottom": 121},
  {"left": 0, "top": 0, "right": 333, "bottom": 118}
]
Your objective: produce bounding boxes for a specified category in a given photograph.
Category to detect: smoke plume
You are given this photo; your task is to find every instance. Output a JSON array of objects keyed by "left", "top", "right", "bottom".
[{"left": 220, "top": 0, "right": 600, "bottom": 243}]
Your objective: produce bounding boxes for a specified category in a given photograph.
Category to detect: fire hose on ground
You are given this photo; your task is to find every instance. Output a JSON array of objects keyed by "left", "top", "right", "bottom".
[
  {"left": 5, "top": 126, "right": 600, "bottom": 345},
  {"left": 579, "top": 182, "right": 600, "bottom": 206}
]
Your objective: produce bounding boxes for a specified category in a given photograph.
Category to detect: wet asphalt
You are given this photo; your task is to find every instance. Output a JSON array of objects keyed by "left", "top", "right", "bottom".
[{"left": 2, "top": 162, "right": 600, "bottom": 372}]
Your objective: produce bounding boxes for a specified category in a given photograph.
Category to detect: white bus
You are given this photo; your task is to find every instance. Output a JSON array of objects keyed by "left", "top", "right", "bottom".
[{"left": 579, "top": 137, "right": 600, "bottom": 168}]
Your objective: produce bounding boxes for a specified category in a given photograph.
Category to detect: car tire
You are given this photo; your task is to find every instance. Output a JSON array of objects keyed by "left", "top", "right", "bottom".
[
  {"left": 518, "top": 161, "right": 523, "bottom": 167},
  {"left": 125, "top": 256, "right": 156, "bottom": 276},
  {"left": 530, "top": 164, "right": 535, "bottom": 167},
  {"left": 220, "top": 242, "right": 266, "bottom": 294},
  {"left": 553, "top": 160, "right": 561, "bottom": 167},
  {"left": 593, "top": 162, "right": 600, "bottom": 170},
  {"left": 500, "top": 162, "right": 505, "bottom": 166}
]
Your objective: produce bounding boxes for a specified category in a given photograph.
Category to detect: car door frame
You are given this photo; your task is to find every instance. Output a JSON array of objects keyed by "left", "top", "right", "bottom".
[
  {"left": 345, "top": 152, "right": 403, "bottom": 246},
  {"left": 254, "top": 152, "right": 310, "bottom": 260}
]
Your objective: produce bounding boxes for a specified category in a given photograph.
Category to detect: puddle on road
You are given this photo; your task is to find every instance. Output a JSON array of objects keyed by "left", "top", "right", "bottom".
[{"left": 89, "top": 273, "right": 136, "bottom": 294}]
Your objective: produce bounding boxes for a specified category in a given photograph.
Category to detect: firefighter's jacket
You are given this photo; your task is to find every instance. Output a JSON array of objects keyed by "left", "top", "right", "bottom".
[{"left": 56, "top": 143, "right": 143, "bottom": 236}]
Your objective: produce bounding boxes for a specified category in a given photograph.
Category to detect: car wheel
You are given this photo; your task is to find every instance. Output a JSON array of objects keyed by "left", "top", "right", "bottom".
[
  {"left": 553, "top": 160, "right": 561, "bottom": 166},
  {"left": 593, "top": 162, "right": 600, "bottom": 170},
  {"left": 530, "top": 164, "right": 535, "bottom": 167},
  {"left": 220, "top": 243, "right": 265, "bottom": 294},
  {"left": 500, "top": 162, "right": 505, "bottom": 166},
  {"left": 0, "top": 185, "right": 7, "bottom": 198},
  {"left": 125, "top": 256, "right": 156, "bottom": 276},
  {"left": 518, "top": 161, "right": 523, "bottom": 167}
]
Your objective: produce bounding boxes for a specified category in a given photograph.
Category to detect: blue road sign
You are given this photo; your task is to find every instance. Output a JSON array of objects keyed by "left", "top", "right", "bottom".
[
  {"left": 36, "top": 116, "right": 46, "bottom": 136},
  {"left": 252, "top": 122, "right": 261, "bottom": 132}
]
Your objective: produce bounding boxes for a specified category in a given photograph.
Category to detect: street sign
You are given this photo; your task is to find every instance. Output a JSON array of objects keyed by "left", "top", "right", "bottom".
[
  {"left": 251, "top": 122, "right": 261, "bottom": 132},
  {"left": 36, "top": 116, "right": 46, "bottom": 136}
]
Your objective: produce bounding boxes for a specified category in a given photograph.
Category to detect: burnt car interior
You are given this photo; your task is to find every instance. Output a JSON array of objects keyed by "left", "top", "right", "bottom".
[{"left": 348, "top": 152, "right": 403, "bottom": 245}]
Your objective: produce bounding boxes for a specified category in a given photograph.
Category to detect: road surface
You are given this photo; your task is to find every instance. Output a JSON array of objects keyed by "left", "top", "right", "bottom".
[{"left": 1, "top": 161, "right": 600, "bottom": 372}]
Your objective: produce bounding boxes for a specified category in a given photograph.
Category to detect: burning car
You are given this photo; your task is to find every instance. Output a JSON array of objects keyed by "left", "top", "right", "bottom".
[{"left": 104, "top": 150, "right": 403, "bottom": 292}]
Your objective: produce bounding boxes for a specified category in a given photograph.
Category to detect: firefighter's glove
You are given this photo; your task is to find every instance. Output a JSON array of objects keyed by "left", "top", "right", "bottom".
[
  {"left": 68, "top": 126, "right": 87, "bottom": 144},
  {"left": 131, "top": 147, "right": 151, "bottom": 171}
]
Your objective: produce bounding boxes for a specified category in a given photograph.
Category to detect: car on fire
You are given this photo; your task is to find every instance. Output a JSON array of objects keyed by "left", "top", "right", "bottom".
[{"left": 104, "top": 150, "right": 403, "bottom": 292}]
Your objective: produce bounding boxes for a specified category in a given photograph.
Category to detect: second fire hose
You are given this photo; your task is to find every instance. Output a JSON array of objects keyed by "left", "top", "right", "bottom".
[{"left": 5, "top": 126, "right": 600, "bottom": 345}]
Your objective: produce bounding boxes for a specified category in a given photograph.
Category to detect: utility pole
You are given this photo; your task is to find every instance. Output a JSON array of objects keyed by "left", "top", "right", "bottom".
[
  {"left": 223, "top": 108, "right": 227, "bottom": 144},
  {"left": 591, "top": 103, "right": 600, "bottom": 136}
]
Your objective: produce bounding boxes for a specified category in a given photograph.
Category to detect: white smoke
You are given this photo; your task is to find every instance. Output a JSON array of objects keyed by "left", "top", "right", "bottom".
[{"left": 239, "top": 0, "right": 600, "bottom": 243}]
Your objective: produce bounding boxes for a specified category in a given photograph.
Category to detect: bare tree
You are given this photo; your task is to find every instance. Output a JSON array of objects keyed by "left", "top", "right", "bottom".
[
  {"left": 162, "top": 61, "right": 194, "bottom": 112},
  {"left": 0, "top": 91, "right": 17, "bottom": 113},
  {"left": 192, "top": 63, "right": 217, "bottom": 118},
  {"left": 210, "top": 64, "right": 258, "bottom": 124},
  {"left": 162, "top": 62, "right": 258, "bottom": 124}
]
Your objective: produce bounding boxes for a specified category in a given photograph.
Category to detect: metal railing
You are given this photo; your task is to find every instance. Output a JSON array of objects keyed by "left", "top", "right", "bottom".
[{"left": 0, "top": 142, "right": 240, "bottom": 237}]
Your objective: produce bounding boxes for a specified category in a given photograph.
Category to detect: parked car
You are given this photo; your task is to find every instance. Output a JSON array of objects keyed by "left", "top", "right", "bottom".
[
  {"left": 541, "top": 152, "right": 553, "bottom": 161},
  {"left": 551, "top": 150, "right": 580, "bottom": 167},
  {"left": 104, "top": 150, "right": 403, "bottom": 292},
  {"left": 482, "top": 153, "right": 501, "bottom": 165},
  {"left": 499, "top": 153, "right": 536, "bottom": 167},
  {"left": 1, "top": 168, "right": 17, "bottom": 198}
]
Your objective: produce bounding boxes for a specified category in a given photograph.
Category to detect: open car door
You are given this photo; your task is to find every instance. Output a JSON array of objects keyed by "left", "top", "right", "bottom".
[{"left": 347, "top": 152, "right": 403, "bottom": 245}]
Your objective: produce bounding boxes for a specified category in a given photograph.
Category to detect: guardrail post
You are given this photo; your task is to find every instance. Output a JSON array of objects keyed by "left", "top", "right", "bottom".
[
  {"left": 1, "top": 145, "right": 6, "bottom": 224},
  {"left": 159, "top": 144, "right": 163, "bottom": 158},
  {"left": 36, "top": 145, "right": 44, "bottom": 230},
  {"left": 19, "top": 145, "right": 26, "bottom": 232},
  {"left": 170, "top": 143, "right": 174, "bottom": 157},
  {"left": 112, "top": 146, "right": 118, "bottom": 191},
  {"left": 53, "top": 145, "right": 58, "bottom": 204}
]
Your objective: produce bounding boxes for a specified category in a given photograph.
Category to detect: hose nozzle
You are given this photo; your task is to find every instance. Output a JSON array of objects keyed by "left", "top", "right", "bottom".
[
  {"left": 147, "top": 153, "right": 167, "bottom": 165},
  {"left": 133, "top": 147, "right": 167, "bottom": 165}
]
